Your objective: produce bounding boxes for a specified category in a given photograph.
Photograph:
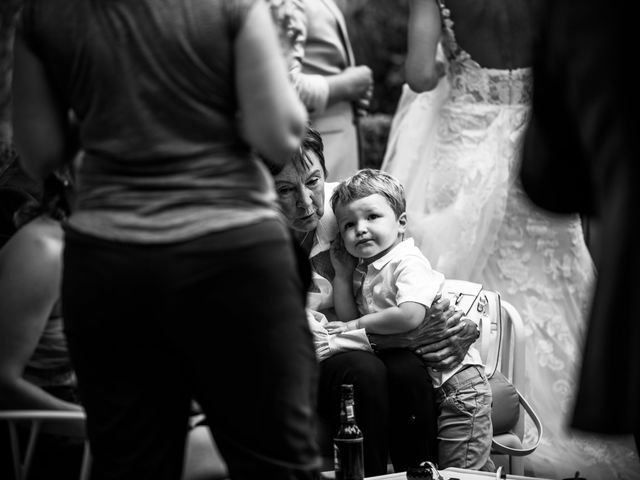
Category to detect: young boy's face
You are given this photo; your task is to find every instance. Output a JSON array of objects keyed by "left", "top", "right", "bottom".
[{"left": 335, "top": 193, "right": 407, "bottom": 264}]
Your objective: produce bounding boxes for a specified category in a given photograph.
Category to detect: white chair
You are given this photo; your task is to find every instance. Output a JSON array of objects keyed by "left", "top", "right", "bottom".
[
  {"left": 475, "top": 292, "right": 542, "bottom": 475},
  {"left": 0, "top": 410, "right": 91, "bottom": 480}
]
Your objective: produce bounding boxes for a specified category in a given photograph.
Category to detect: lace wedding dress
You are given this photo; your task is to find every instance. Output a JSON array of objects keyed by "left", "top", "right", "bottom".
[{"left": 382, "top": 4, "right": 639, "bottom": 479}]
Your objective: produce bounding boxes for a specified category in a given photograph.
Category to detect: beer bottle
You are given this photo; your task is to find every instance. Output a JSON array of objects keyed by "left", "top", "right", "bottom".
[{"left": 334, "top": 384, "right": 364, "bottom": 480}]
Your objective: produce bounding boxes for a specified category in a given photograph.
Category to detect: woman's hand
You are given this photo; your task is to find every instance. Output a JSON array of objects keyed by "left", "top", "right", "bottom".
[
  {"left": 412, "top": 297, "right": 480, "bottom": 370},
  {"left": 368, "top": 296, "right": 479, "bottom": 370},
  {"left": 354, "top": 85, "right": 374, "bottom": 118},
  {"left": 330, "top": 236, "right": 357, "bottom": 279}
]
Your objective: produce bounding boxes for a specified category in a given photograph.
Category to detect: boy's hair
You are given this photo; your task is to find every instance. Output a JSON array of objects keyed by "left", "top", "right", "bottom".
[
  {"left": 330, "top": 168, "right": 406, "bottom": 218},
  {"left": 261, "top": 124, "right": 327, "bottom": 177}
]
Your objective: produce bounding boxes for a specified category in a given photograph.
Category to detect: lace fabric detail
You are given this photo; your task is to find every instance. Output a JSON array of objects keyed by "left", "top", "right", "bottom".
[
  {"left": 382, "top": 3, "right": 640, "bottom": 476},
  {"left": 438, "top": 1, "right": 533, "bottom": 105}
]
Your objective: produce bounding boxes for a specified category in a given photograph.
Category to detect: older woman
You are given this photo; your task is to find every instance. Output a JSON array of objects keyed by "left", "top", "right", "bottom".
[{"left": 264, "top": 126, "right": 479, "bottom": 475}]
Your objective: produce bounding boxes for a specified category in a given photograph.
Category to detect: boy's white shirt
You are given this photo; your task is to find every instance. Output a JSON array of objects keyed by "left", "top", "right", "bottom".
[{"left": 355, "top": 238, "right": 483, "bottom": 388}]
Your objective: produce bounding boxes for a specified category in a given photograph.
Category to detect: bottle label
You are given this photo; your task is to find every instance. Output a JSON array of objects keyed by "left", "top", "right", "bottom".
[
  {"left": 345, "top": 404, "right": 355, "bottom": 421},
  {"left": 333, "top": 438, "right": 364, "bottom": 480}
]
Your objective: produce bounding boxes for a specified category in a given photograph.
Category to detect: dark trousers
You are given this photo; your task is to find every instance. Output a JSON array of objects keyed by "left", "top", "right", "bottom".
[
  {"left": 62, "top": 221, "right": 319, "bottom": 480},
  {"left": 378, "top": 349, "right": 438, "bottom": 470},
  {"left": 318, "top": 349, "right": 437, "bottom": 476}
]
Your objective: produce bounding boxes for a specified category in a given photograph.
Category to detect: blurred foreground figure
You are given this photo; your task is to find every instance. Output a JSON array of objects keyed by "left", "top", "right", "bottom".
[
  {"left": 13, "top": 1, "right": 318, "bottom": 479},
  {"left": 521, "top": 0, "right": 640, "bottom": 470}
]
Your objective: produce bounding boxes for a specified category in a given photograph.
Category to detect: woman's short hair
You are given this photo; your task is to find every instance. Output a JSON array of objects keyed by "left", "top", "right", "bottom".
[
  {"left": 330, "top": 168, "right": 406, "bottom": 218},
  {"left": 262, "top": 124, "right": 327, "bottom": 177}
]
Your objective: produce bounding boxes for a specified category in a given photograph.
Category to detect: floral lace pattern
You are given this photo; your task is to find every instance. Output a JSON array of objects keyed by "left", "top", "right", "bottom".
[
  {"left": 438, "top": 2, "right": 532, "bottom": 106},
  {"left": 382, "top": 2, "right": 640, "bottom": 477}
]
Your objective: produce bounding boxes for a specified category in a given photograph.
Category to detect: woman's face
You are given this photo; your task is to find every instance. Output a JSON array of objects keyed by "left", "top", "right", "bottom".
[{"left": 273, "top": 151, "right": 326, "bottom": 233}]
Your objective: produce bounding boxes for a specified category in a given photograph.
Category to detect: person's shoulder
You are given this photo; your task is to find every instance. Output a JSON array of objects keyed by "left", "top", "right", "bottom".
[
  {"left": 0, "top": 216, "right": 63, "bottom": 272},
  {"left": 391, "top": 240, "right": 442, "bottom": 278},
  {"left": 390, "top": 239, "right": 428, "bottom": 263}
]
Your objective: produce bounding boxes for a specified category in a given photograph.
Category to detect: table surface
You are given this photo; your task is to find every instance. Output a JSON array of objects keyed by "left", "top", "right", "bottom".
[{"left": 321, "top": 467, "right": 554, "bottom": 480}]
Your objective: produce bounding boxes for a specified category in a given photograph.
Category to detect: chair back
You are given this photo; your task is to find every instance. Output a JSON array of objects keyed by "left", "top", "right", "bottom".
[
  {"left": 473, "top": 290, "right": 542, "bottom": 475},
  {"left": 0, "top": 410, "right": 91, "bottom": 480}
]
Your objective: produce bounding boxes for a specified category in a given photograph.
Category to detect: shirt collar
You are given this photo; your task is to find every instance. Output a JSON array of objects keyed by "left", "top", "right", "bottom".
[{"left": 366, "top": 238, "right": 417, "bottom": 271}]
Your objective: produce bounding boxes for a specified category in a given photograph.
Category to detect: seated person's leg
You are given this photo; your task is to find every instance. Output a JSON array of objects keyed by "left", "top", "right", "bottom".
[
  {"left": 377, "top": 348, "right": 438, "bottom": 471},
  {"left": 318, "top": 351, "right": 389, "bottom": 476}
]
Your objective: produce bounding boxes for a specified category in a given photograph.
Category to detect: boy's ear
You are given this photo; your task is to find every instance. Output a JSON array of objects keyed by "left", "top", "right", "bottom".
[{"left": 398, "top": 212, "right": 408, "bottom": 234}]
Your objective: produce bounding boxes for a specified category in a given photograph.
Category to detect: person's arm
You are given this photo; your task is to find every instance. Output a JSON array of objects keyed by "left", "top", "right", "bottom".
[
  {"left": 405, "top": 0, "right": 444, "bottom": 93},
  {"left": 332, "top": 275, "right": 359, "bottom": 325},
  {"left": 329, "top": 237, "right": 360, "bottom": 323},
  {"left": 0, "top": 219, "right": 82, "bottom": 414},
  {"left": 368, "top": 296, "right": 479, "bottom": 369},
  {"left": 327, "top": 302, "right": 426, "bottom": 335},
  {"left": 413, "top": 314, "right": 479, "bottom": 371},
  {"left": 12, "top": 36, "right": 71, "bottom": 182},
  {"left": 288, "top": 2, "right": 373, "bottom": 115},
  {"left": 235, "top": 0, "right": 308, "bottom": 165},
  {"left": 325, "top": 66, "right": 373, "bottom": 109}
]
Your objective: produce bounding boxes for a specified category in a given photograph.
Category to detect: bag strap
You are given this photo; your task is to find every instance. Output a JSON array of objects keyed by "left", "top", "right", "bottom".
[
  {"left": 476, "top": 290, "right": 501, "bottom": 379},
  {"left": 491, "top": 388, "right": 544, "bottom": 456}
]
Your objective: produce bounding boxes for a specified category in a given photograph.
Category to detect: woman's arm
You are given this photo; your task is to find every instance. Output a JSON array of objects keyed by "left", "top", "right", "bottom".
[
  {"left": 405, "top": 0, "right": 444, "bottom": 92},
  {"left": 287, "top": 2, "right": 373, "bottom": 114},
  {"left": 236, "top": 0, "right": 308, "bottom": 165},
  {"left": 12, "top": 37, "right": 71, "bottom": 182},
  {"left": 329, "top": 237, "right": 359, "bottom": 323},
  {"left": 325, "top": 66, "right": 374, "bottom": 109},
  {"left": 0, "top": 218, "right": 81, "bottom": 413},
  {"left": 331, "top": 275, "right": 359, "bottom": 325}
]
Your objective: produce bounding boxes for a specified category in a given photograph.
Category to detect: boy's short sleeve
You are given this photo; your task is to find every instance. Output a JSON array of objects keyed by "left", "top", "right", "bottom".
[{"left": 394, "top": 255, "right": 445, "bottom": 309}]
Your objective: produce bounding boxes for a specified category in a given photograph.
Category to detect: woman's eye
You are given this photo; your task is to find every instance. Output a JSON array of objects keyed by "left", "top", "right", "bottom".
[
  {"left": 277, "top": 187, "right": 293, "bottom": 196},
  {"left": 368, "top": 214, "right": 379, "bottom": 220},
  {"left": 307, "top": 177, "right": 320, "bottom": 188}
]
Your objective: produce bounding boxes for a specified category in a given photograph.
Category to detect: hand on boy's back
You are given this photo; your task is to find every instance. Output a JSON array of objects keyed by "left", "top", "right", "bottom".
[
  {"left": 367, "top": 296, "right": 479, "bottom": 370},
  {"left": 412, "top": 300, "right": 480, "bottom": 370}
]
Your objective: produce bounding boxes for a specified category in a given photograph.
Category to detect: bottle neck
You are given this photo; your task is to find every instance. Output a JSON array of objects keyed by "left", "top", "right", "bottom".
[{"left": 341, "top": 398, "right": 356, "bottom": 424}]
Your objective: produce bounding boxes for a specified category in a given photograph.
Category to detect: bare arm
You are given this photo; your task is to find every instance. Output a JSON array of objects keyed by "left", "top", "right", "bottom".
[
  {"left": 329, "top": 237, "right": 359, "bottom": 323},
  {"left": 332, "top": 275, "right": 359, "bottom": 326},
  {"left": 236, "top": 1, "right": 307, "bottom": 165},
  {"left": 405, "top": 0, "right": 444, "bottom": 92},
  {"left": 12, "top": 37, "right": 71, "bottom": 182},
  {"left": 0, "top": 219, "right": 82, "bottom": 416},
  {"left": 327, "top": 302, "right": 426, "bottom": 335}
]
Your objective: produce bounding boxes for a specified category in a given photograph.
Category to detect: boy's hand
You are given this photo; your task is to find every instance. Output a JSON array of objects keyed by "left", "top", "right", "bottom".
[
  {"left": 325, "top": 319, "right": 360, "bottom": 334},
  {"left": 330, "top": 236, "right": 357, "bottom": 278}
]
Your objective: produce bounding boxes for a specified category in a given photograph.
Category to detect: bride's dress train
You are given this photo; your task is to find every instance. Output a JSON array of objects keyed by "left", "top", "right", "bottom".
[{"left": 382, "top": 6, "right": 639, "bottom": 478}]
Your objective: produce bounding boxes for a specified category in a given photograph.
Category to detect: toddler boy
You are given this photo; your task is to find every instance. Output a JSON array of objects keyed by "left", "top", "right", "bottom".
[{"left": 326, "top": 168, "right": 495, "bottom": 471}]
